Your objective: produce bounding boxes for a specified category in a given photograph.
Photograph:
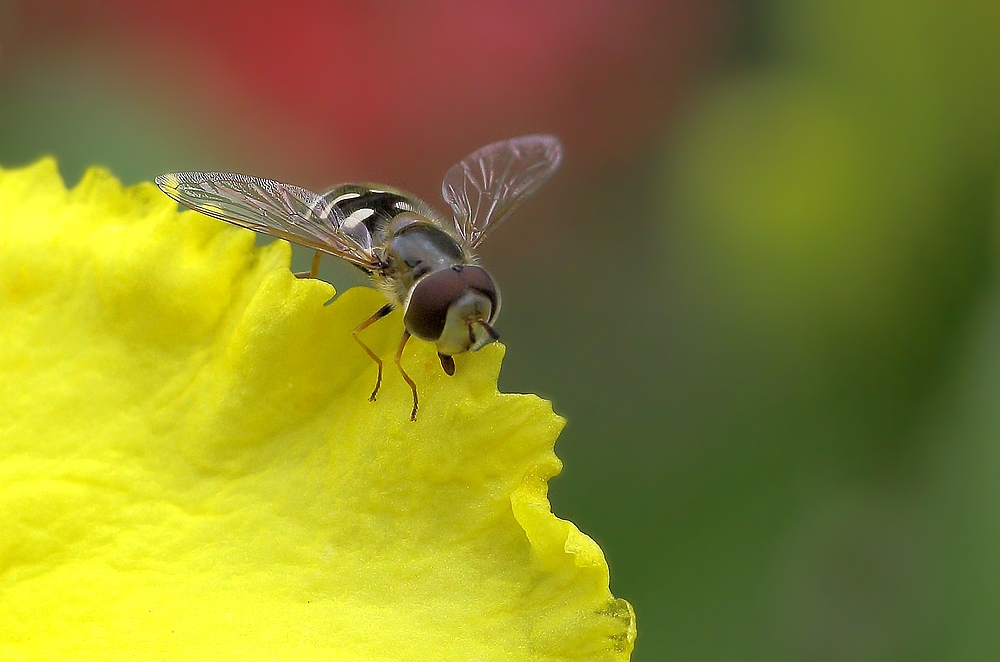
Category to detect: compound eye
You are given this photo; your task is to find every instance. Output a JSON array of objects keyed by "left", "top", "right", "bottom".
[
  {"left": 458, "top": 266, "right": 500, "bottom": 322},
  {"left": 404, "top": 269, "right": 465, "bottom": 341}
]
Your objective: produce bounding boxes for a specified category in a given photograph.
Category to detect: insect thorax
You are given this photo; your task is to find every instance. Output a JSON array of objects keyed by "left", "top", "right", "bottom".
[
  {"left": 382, "top": 215, "right": 468, "bottom": 302},
  {"left": 317, "top": 183, "right": 468, "bottom": 305}
]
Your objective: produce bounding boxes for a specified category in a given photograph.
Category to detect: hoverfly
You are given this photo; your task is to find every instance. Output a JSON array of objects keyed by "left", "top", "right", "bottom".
[{"left": 155, "top": 135, "right": 563, "bottom": 421}]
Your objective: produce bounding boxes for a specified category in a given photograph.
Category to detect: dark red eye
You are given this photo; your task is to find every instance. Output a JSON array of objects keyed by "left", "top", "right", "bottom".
[
  {"left": 404, "top": 269, "right": 465, "bottom": 341},
  {"left": 457, "top": 266, "right": 499, "bottom": 321}
]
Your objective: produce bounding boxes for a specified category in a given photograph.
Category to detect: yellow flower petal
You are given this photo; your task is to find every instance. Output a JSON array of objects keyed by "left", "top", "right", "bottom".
[{"left": 0, "top": 159, "right": 635, "bottom": 660}]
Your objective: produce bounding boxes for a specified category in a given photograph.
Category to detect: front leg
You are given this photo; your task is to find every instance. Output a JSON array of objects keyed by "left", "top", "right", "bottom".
[
  {"left": 438, "top": 353, "right": 455, "bottom": 375},
  {"left": 352, "top": 303, "right": 394, "bottom": 402},
  {"left": 394, "top": 330, "right": 418, "bottom": 421}
]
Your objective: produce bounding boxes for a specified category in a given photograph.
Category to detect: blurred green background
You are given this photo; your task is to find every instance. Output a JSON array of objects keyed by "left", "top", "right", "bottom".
[{"left": 2, "top": 1, "right": 999, "bottom": 659}]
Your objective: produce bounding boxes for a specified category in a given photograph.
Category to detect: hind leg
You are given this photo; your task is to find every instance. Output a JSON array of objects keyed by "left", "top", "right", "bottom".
[{"left": 293, "top": 250, "right": 324, "bottom": 279}]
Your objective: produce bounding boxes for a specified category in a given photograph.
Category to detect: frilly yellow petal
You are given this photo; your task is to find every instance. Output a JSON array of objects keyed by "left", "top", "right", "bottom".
[{"left": 0, "top": 159, "right": 635, "bottom": 661}]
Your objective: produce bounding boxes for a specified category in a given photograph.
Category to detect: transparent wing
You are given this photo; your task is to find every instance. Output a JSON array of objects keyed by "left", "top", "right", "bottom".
[
  {"left": 155, "top": 171, "right": 379, "bottom": 268},
  {"left": 441, "top": 134, "right": 563, "bottom": 248}
]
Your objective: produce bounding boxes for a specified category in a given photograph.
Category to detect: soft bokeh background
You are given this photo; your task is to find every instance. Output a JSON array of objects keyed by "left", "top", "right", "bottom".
[{"left": 2, "top": 1, "right": 999, "bottom": 659}]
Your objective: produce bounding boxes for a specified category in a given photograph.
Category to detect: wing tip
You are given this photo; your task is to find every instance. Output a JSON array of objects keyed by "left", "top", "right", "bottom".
[
  {"left": 505, "top": 134, "right": 563, "bottom": 170},
  {"left": 154, "top": 173, "right": 179, "bottom": 193},
  {"left": 533, "top": 134, "right": 564, "bottom": 165}
]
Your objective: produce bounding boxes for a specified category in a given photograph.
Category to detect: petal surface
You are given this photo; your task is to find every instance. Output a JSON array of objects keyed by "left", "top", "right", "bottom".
[{"left": 0, "top": 160, "right": 635, "bottom": 661}]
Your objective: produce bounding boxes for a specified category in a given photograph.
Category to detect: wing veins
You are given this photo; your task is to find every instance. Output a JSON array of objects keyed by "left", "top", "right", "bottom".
[
  {"left": 156, "top": 172, "right": 379, "bottom": 269},
  {"left": 442, "top": 135, "right": 563, "bottom": 249}
]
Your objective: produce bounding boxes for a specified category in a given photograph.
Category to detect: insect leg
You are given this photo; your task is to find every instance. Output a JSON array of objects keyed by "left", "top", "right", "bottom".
[
  {"left": 438, "top": 353, "right": 456, "bottom": 376},
  {"left": 394, "top": 330, "right": 418, "bottom": 421},
  {"left": 352, "top": 303, "right": 394, "bottom": 402},
  {"left": 309, "top": 250, "right": 323, "bottom": 278},
  {"left": 293, "top": 250, "right": 324, "bottom": 279}
]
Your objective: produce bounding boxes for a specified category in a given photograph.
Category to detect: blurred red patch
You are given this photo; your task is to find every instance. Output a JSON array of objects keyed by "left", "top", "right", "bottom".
[{"left": 11, "top": 0, "right": 722, "bottom": 187}]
